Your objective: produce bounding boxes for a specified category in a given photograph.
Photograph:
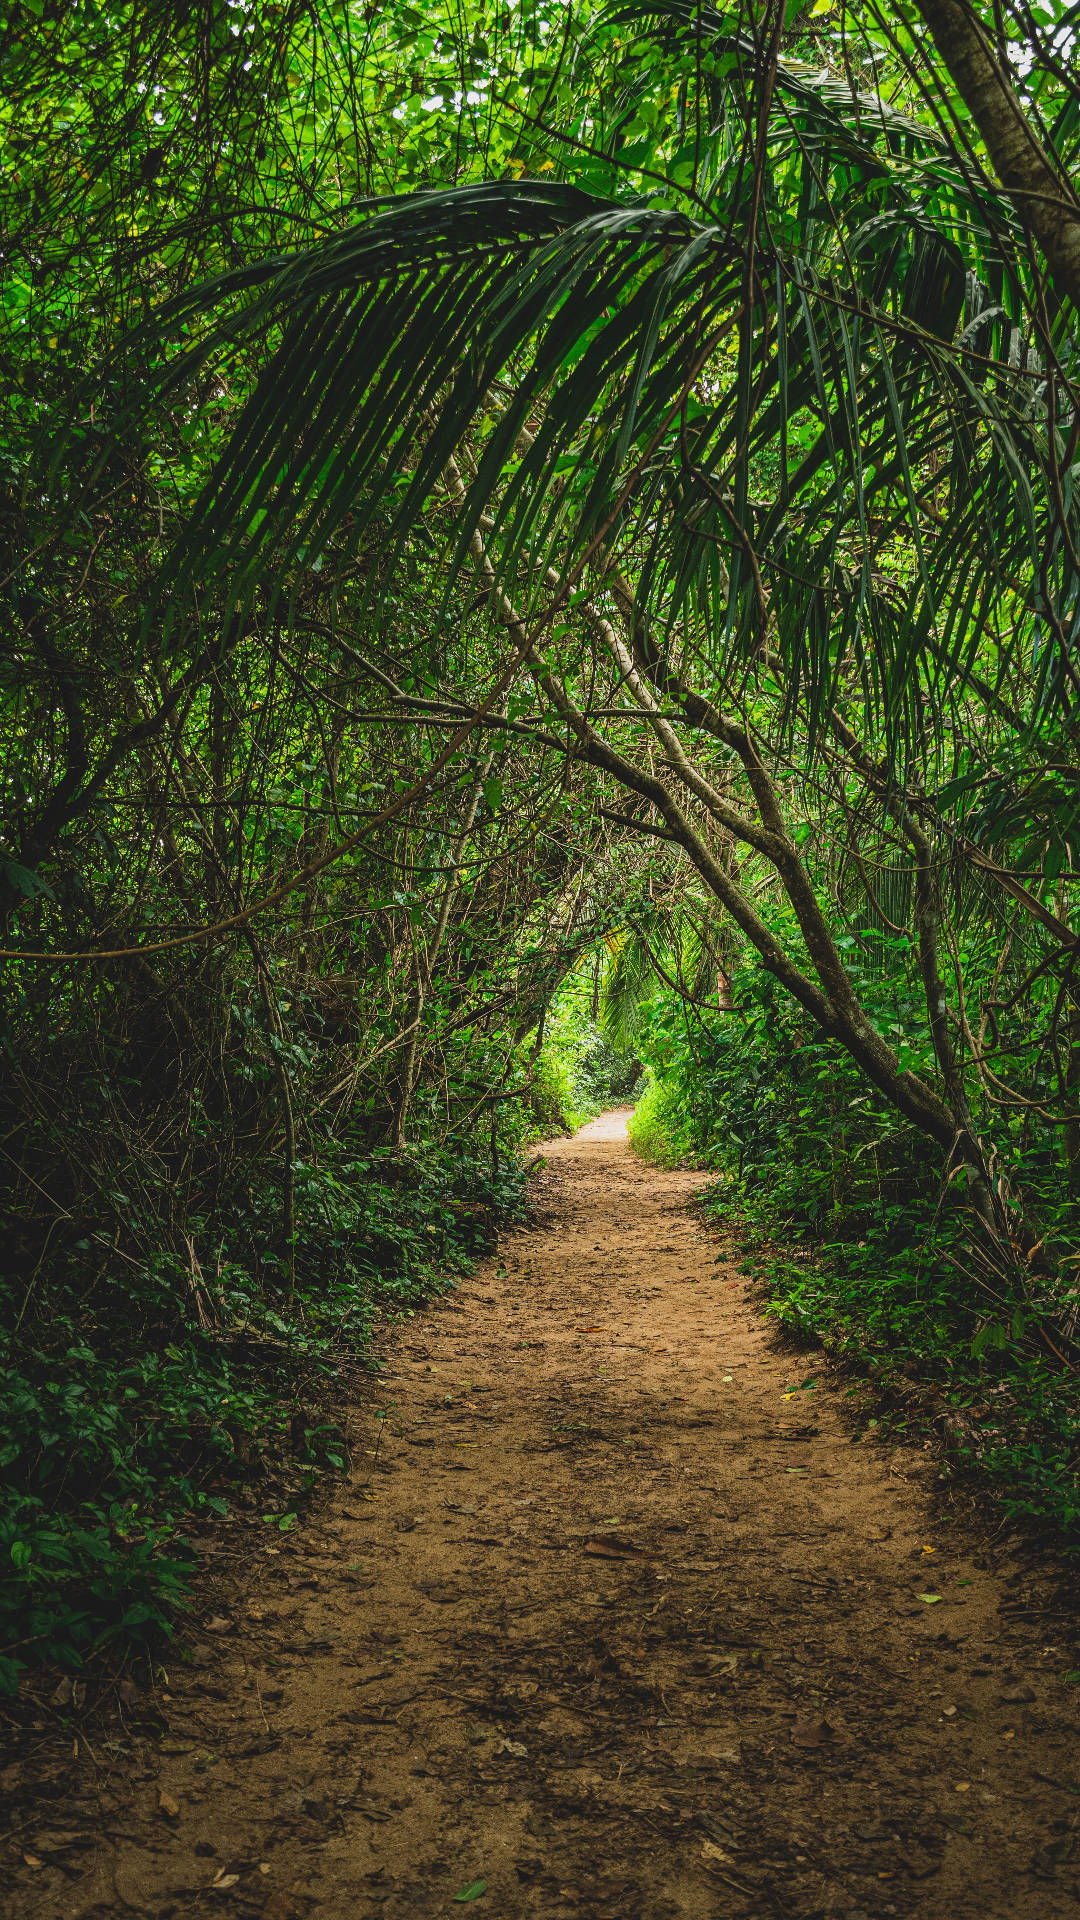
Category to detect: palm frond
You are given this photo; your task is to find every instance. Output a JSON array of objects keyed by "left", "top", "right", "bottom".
[{"left": 65, "top": 14, "right": 1079, "bottom": 760}]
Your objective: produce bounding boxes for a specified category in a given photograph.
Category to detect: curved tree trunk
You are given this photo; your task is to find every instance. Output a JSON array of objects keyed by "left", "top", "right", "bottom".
[{"left": 912, "top": 0, "right": 1080, "bottom": 311}]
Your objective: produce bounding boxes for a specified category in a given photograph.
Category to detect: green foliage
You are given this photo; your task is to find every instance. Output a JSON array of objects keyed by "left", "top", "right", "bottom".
[
  {"left": 627, "top": 1074, "right": 688, "bottom": 1166},
  {"left": 630, "top": 935, "right": 1080, "bottom": 1543},
  {"left": 735, "top": 1229, "right": 1080, "bottom": 1538},
  {"left": 527, "top": 957, "right": 643, "bottom": 1135},
  {"left": 525, "top": 1045, "right": 579, "bottom": 1138},
  {"left": 132, "top": 5, "right": 1079, "bottom": 766},
  {"left": 1, "top": 2, "right": 621, "bottom": 1689},
  {"left": 0, "top": 1131, "right": 527, "bottom": 1691}
]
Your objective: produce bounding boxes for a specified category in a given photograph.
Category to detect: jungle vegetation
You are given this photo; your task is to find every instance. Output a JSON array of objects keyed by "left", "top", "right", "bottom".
[{"left": 3, "top": 0, "right": 1080, "bottom": 1684}]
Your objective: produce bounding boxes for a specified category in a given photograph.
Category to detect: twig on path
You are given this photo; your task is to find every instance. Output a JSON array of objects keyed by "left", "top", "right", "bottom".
[
  {"left": 252, "top": 1671, "right": 270, "bottom": 1736},
  {"left": 712, "top": 1871, "right": 759, "bottom": 1898}
]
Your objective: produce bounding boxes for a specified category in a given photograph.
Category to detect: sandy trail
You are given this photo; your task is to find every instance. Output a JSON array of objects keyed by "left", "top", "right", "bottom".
[{"left": 8, "top": 1114, "right": 1080, "bottom": 1918}]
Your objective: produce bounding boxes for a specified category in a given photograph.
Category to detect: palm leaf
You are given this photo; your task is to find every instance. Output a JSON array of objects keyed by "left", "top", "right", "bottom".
[{"left": 61, "top": 19, "right": 1079, "bottom": 761}]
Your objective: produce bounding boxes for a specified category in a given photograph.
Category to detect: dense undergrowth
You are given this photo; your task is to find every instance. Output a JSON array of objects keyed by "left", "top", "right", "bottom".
[
  {"left": 531, "top": 963, "right": 644, "bottom": 1136},
  {"left": 0, "top": 1132, "right": 525, "bottom": 1694},
  {"left": 0, "top": 948, "right": 636, "bottom": 1694},
  {"left": 626, "top": 946, "right": 1080, "bottom": 1546}
]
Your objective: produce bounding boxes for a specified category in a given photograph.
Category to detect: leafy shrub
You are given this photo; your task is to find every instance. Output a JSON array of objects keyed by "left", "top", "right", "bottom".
[
  {"left": 528, "top": 959, "right": 644, "bottom": 1135},
  {"left": 525, "top": 1046, "right": 578, "bottom": 1137},
  {"left": 627, "top": 939, "right": 1080, "bottom": 1544},
  {"left": 627, "top": 1076, "right": 688, "bottom": 1165},
  {"left": 0, "top": 1133, "right": 527, "bottom": 1691}
]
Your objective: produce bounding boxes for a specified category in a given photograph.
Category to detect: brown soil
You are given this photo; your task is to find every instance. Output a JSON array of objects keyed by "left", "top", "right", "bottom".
[{"left": 6, "top": 1112, "right": 1080, "bottom": 1919}]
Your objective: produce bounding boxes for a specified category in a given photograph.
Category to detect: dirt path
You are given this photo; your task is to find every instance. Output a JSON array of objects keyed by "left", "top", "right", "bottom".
[{"left": 8, "top": 1113, "right": 1080, "bottom": 1919}]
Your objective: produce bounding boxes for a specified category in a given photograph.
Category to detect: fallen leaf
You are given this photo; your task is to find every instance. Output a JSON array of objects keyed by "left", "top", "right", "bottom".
[
  {"left": 494, "top": 1737, "right": 527, "bottom": 1757},
  {"left": 158, "top": 1790, "right": 180, "bottom": 1819},
  {"left": 790, "top": 1716, "right": 833, "bottom": 1748},
  {"left": 204, "top": 1616, "right": 234, "bottom": 1635},
  {"left": 701, "top": 1838, "right": 733, "bottom": 1864},
  {"left": 954, "top": 1782, "right": 971, "bottom": 1792},
  {"left": 452, "top": 1879, "right": 487, "bottom": 1902},
  {"left": 583, "top": 1536, "right": 652, "bottom": 1560},
  {"left": 211, "top": 1868, "right": 240, "bottom": 1889},
  {"left": 23, "top": 1855, "right": 43, "bottom": 1870},
  {"left": 917, "top": 1593, "right": 943, "bottom": 1605}
]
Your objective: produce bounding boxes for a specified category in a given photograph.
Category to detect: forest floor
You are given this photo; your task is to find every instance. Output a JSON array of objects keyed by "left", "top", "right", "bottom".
[{"left": 6, "top": 1112, "right": 1080, "bottom": 1919}]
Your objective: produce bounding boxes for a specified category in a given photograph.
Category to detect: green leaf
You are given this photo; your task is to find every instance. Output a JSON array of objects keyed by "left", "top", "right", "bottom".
[
  {"left": 452, "top": 1881, "right": 488, "bottom": 1902},
  {"left": 0, "top": 858, "right": 55, "bottom": 901},
  {"left": 917, "top": 1593, "right": 943, "bottom": 1605}
]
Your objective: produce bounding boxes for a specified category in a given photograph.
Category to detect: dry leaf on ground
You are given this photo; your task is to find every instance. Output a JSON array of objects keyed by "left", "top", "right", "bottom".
[
  {"left": 790, "top": 1716, "right": 834, "bottom": 1748},
  {"left": 582, "top": 1536, "right": 651, "bottom": 1559}
]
